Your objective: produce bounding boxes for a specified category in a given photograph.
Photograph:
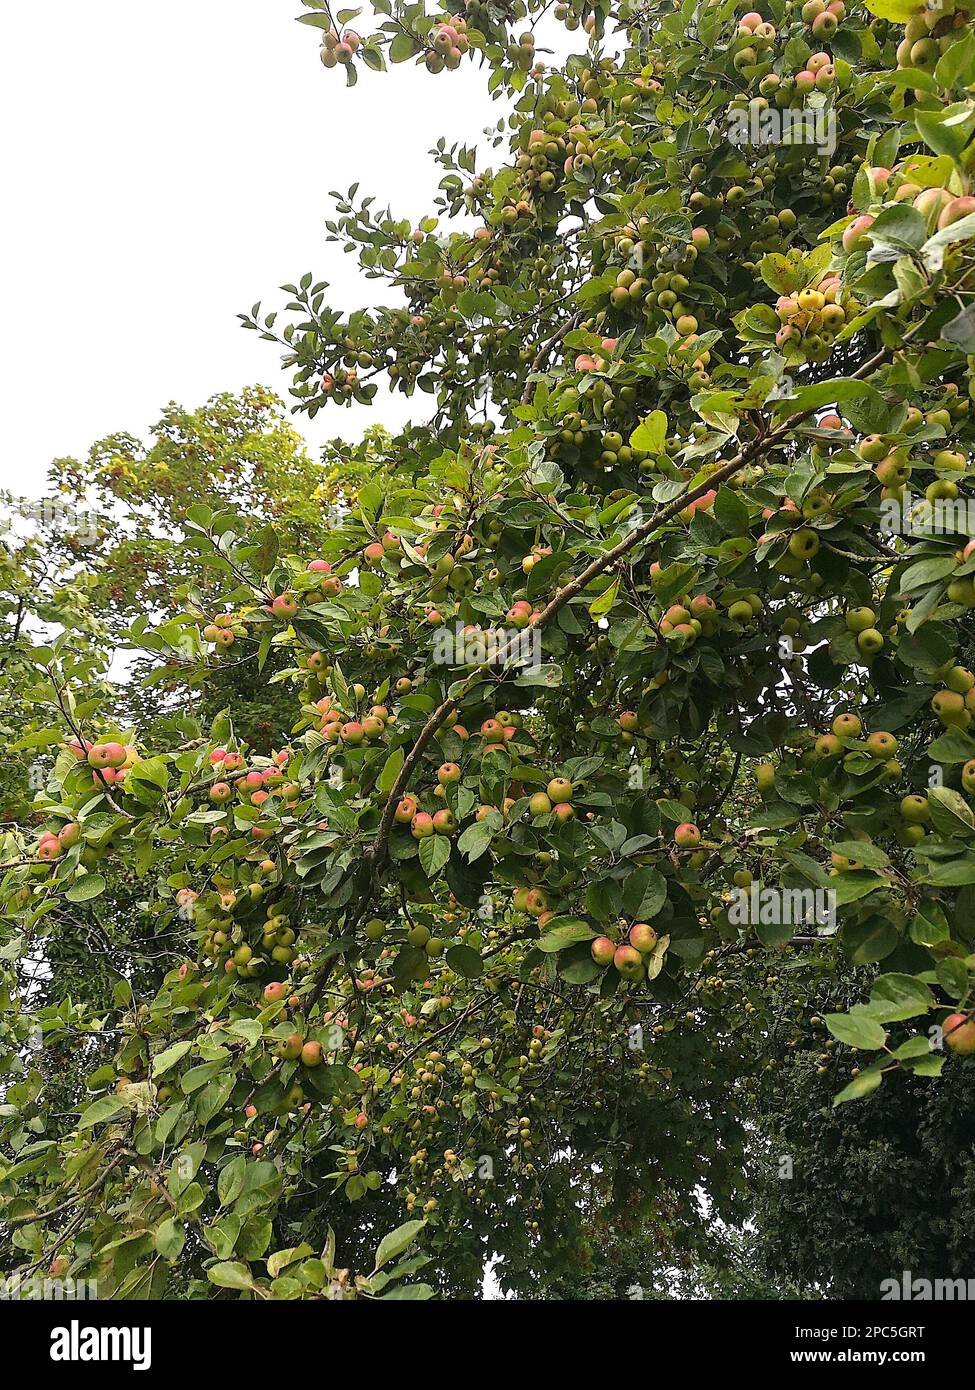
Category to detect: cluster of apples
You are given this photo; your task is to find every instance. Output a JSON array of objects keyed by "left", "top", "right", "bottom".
[
  {"left": 362, "top": 531, "right": 401, "bottom": 567},
  {"left": 814, "top": 713, "right": 900, "bottom": 776},
  {"left": 425, "top": 15, "right": 470, "bottom": 72},
  {"left": 319, "top": 366, "right": 359, "bottom": 399},
  {"left": 842, "top": 604, "right": 887, "bottom": 659},
  {"left": 931, "top": 664, "right": 975, "bottom": 730},
  {"left": 202, "top": 613, "right": 246, "bottom": 650},
  {"left": 67, "top": 736, "right": 140, "bottom": 787},
  {"left": 209, "top": 751, "right": 298, "bottom": 810},
  {"left": 319, "top": 28, "right": 360, "bottom": 68},
  {"left": 732, "top": 8, "right": 779, "bottom": 73},
  {"left": 35, "top": 821, "right": 81, "bottom": 863},
  {"left": 305, "top": 557, "right": 343, "bottom": 597},
  {"left": 200, "top": 899, "right": 301, "bottom": 979},
  {"left": 590, "top": 921, "right": 659, "bottom": 980},
  {"left": 893, "top": 1, "right": 971, "bottom": 87},
  {"left": 316, "top": 697, "right": 391, "bottom": 746},
  {"left": 774, "top": 275, "right": 846, "bottom": 355}
]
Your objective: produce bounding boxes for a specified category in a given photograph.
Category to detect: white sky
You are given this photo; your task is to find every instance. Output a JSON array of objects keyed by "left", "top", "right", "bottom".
[{"left": 0, "top": 1, "right": 499, "bottom": 495}]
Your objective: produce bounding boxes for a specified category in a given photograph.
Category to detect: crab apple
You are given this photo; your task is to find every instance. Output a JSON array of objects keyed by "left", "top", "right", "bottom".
[
  {"left": 437, "top": 762, "right": 461, "bottom": 785},
  {"left": 755, "top": 763, "right": 776, "bottom": 792},
  {"left": 788, "top": 529, "right": 820, "bottom": 560},
  {"left": 277, "top": 1032, "right": 303, "bottom": 1061},
  {"left": 553, "top": 802, "right": 575, "bottom": 822},
  {"left": 629, "top": 923, "right": 658, "bottom": 953},
  {"left": 857, "top": 628, "right": 885, "bottom": 656},
  {"left": 58, "top": 822, "right": 81, "bottom": 848},
  {"left": 547, "top": 778, "right": 574, "bottom": 803},
  {"left": 842, "top": 215, "right": 875, "bottom": 253},
  {"left": 269, "top": 593, "right": 299, "bottom": 620},
  {"left": 307, "top": 558, "right": 331, "bottom": 573},
  {"left": 900, "top": 795, "right": 930, "bottom": 824},
  {"left": 939, "top": 196, "right": 975, "bottom": 230},
  {"left": 210, "top": 782, "right": 233, "bottom": 804},
  {"left": 394, "top": 795, "right": 418, "bottom": 825},
  {"left": 411, "top": 812, "right": 435, "bottom": 839},
  {"left": 432, "top": 808, "right": 457, "bottom": 835},
  {"left": 845, "top": 607, "right": 876, "bottom": 633},
  {"left": 529, "top": 791, "right": 553, "bottom": 816},
  {"left": 674, "top": 823, "right": 701, "bottom": 849},
  {"left": 944, "top": 1013, "right": 975, "bottom": 1054},
  {"left": 614, "top": 944, "right": 644, "bottom": 978},
  {"left": 591, "top": 935, "right": 616, "bottom": 965},
  {"left": 525, "top": 889, "right": 548, "bottom": 916},
  {"left": 832, "top": 713, "right": 862, "bottom": 739},
  {"left": 301, "top": 1041, "right": 323, "bottom": 1067},
  {"left": 866, "top": 731, "right": 897, "bottom": 758}
]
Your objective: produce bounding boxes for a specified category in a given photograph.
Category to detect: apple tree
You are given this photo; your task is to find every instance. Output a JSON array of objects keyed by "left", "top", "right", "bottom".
[{"left": 4, "top": 0, "right": 975, "bottom": 1298}]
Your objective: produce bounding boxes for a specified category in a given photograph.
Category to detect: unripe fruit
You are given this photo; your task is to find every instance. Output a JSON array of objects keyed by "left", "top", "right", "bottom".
[{"left": 900, "top": 794, "right": 930, "bottom": 824}]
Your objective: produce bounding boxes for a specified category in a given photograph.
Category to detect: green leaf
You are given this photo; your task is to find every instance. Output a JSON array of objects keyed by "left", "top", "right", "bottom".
[
  {"left": 419, "top": 833, "right": 451, "bottom": 879},
  {"left": 535, "top": 918, "right": 596, "bottom": 952},
  {"left": 218, "top": 1155, "right": 247, "bottom": 1207},
  {"left": 588, "top": 577, "right": 619, "bottom": 620},
  {"left": 374, "top": 1219, "right": 426, "bottom": 1270},
  {"left": 928, "top": 785, "right": 975, "bottom": 839},
  {"left": 378, "top": 746, "right": 404, "bottom": 794},
  {"left": 207, "top": 1261, "right": 256, "bottom": 1291},
  {"left": 621, "top": 866, "right": 667, "bottom": 920},
  {"left": 390, "top": 32, "right": 420, "bottom": 62},
  {"left": 445, "top": 944, "right": 483, "bottom": 978},
  {"left": 155, "top": 1217, "right": 186, "bottom": 1261},
  {"left": 867, "top": 973, "right": 934, "bottom": 1022},
  {"left": 65, "top": 873, "right": 106, "bottom": 903},
  {"left": 151, "top": 1041, "right": 192, "bottom": 1078},
  {"left": 629, "top": 410, "right": 667, "bottom": 454},
  {"left": 78, "top": 1095, "right": 127, "bottom": 1129},
  {"left": 825, "top": 1010, "right": 887, "bottom": 1049},
  {"left": 832, "top": 1068, "right": 883, "bottom": 1106}
]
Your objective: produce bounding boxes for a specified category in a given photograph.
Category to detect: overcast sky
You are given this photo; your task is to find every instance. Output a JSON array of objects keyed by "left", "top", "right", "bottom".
[{"left": 0, "top": 1, "right": 498, "bottom": 495}]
